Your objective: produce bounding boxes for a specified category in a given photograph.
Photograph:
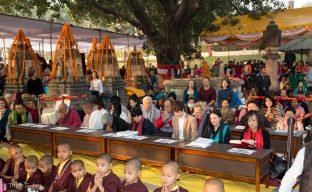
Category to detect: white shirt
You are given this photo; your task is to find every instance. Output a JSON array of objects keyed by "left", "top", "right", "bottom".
[
  {"left": 120, "top": 111, "right": 129, "bottom": 123},
  {"left": 279, "top": 147, "right": 305, "bottom": 192},
  {"left": 89, "top": 110, "right": 104, "bottom": 129},
  {"left": 90, "top": 79, "right": 104, "bottom": 94},
  {"left": 178, "top": 112, "right": 186, "bottom": 140}
]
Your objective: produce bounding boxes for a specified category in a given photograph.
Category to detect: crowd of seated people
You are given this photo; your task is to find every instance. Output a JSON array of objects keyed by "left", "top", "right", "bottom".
[{"left": 2, "top": 58, "right": 312, "bottom": 191}]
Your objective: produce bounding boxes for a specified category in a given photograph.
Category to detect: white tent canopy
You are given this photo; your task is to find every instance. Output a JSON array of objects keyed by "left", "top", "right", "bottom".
[{"left": 0, "top": 13, "right": 145, "bottom": 52}]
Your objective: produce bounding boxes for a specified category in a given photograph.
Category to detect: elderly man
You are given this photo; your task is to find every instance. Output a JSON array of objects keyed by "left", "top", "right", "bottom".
[
  {"left": 155, "top": 99, "right": 174, "bottom": 137},
  {"left": 193, "top": 102, "right": 208, "bottom": 133},
  {"left": 155, "top": 84, "right": 176, "bottom": 100},
  {"left": 141, "top": 96, "right": 160, "bottom": 124},
  {"left": 4, "top": 93, "right": 14, "bottom": 110},
  {"left": 5, "top": 102, "right": 32, "bottom": 141},
  {"left": 56, "top": 103, "right": 81, "bottom": 128}
]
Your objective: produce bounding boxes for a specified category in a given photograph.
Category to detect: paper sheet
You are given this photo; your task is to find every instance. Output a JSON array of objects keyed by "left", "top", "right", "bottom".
[
  {"left": 30, "top": 124, "right": 49, "bottom": 128},
  {"left": 227, "top": 148, "right": 255, "bottom": 155},
  {"left": 50, "top": 127, "right": 70, "bottom": 131},
  {"left": 153, "top": 139, "right": 177, "bottom": 144},
  {"left": 76, "top": 129, "right": 96, "bottom": 133},
  {"left": 123, "top": 135, "right": 148, "bottom": 140},
  {"left": 235, "top": 125, "right": 245, "bottom": 130},
  {"left": 186, "top": 137, "right": 213, "bottom": 148},
  {"left": 116, "top": 130, "right": 138, "bottom": 137},
  {"left": 274, "top": 129, "right": 288, "bottom": 133},
  {"left": 18, "top": 123, "right": 36, "bottom": 126}
]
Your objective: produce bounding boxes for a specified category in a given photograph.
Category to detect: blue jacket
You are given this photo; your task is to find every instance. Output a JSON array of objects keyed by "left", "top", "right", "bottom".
[
  {"left": 217, "top": 89, "right": 235, "bottom": 108},
  {"left": 183, "top": 89, "right": 199, "bottom": 103}
]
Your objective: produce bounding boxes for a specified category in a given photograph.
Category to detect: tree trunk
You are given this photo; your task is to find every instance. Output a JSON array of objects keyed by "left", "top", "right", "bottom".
[{"left": 151, "top": 26, "right": 182, "bottom": 64}]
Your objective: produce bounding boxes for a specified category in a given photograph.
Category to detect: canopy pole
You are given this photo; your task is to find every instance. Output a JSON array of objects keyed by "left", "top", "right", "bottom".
[
  {"left": 42, "top": 37, "right": 44, "bottom": 56},
  {"left": 50, "top": 18, "right": 53, "bottom": 63},
  {"left": 2, "top": 38, "right": 6, "bottom": 65}
]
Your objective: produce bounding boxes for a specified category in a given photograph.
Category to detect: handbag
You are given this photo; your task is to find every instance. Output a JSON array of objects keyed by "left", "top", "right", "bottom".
[{"left": 270, "top": 153, "right": 287, "bottom": 179}]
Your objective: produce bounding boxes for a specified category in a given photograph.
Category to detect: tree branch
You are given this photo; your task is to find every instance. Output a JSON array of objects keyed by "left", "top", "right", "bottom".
[
  {"left": 158, "top": 0, "right": 178, "bottom": 16},
  {"left": 90, "top": 0, "right": 142, "bottom": 29},
  {"left": 123, "top": 0, "right": 165, "bottom": 42},
  {"left": 175, "top": 0, "right": 201, "bottom": 34}
]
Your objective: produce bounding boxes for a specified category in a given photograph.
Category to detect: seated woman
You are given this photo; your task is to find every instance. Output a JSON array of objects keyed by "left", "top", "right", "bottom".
[
  {"left": 217, "top": 78, "right": 236, "bottom": 108},
  {"left": 240, "top": 110, "right": 271, "bottom": 149},
  {"left": 130, "top": 107, "right": 155, "bottom": 135},
  {"left": 198, "top": 109, "right": 230, "bottom": 144},
  {"left": 276, "top": 107, "right": 304, "bottom": 131},
  {"left": 182, "top": 79, "right": 199, "bottom": 104},
  {"left": 127, "top": 94, "right": 141, "bottom": 123},
  {"left": 262, "top": 96, "right": 283, "bottom": 128},
  {"left": 0, "top": 99, "right": 11, "bottom": 142},
  {"left": 102, "top": 113, "right": 130, "bottom": 132}
]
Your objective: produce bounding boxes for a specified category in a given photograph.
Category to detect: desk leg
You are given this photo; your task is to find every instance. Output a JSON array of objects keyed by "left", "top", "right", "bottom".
[
  {"left": 52, "top": 133, "right": 57, "bottom": 157},
  {"left": 256, "top": 160, "right": 260, "bottom": 192}
]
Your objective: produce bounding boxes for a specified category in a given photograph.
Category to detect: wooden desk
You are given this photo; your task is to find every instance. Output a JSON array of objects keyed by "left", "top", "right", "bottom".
[
  {"left": 53, "top": 127, "right": 106, "bottom": 157},
  {"left": 230, "top": 126, "right": 304, "bottom": 156},
  {"left": 175, "top": 143, "right": 272, "bottom": 192},
  {"left": 105, "top": 136, "right": 181, "bottom": 166},
  {"left": 11, "top": 124, "right": 106, "bottom": 157},
  {"left": 11, "top": 124, "right": 55, "bottom": 156}
]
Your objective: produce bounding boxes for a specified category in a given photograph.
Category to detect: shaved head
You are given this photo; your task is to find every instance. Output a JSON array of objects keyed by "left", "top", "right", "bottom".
[
  {"left": 204, "top": 178, "right": 224, "bottom": 192},
  {"left": 125, "top": 157, "right": 142, "bottom": 171},
  {"left": 25, "top": 155, "right": 38, "bottom": 166},
  {"left": 163, "top": 161, "right": 179, "bottom": 174},
  {"left": 71, "top": 160, "right": 84, "bottom": 168},
  {"left": 58, "top": 143, "right": 71, "bottom": 151},
  {"left": 39, "top": 155, "right": 53, "bottom": 166},
  {"left": 98, "top": 153, "right": 112, "bottom": 164}
]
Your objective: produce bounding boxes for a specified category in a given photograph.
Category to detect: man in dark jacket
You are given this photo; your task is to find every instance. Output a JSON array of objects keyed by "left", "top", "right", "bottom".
[{"left": 255, "top": 67, "right": 271, "bottom": 96}]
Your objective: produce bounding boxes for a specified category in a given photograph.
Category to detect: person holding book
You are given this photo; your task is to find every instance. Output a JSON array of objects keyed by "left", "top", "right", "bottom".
[{"left": 240, "top": 110, "right": 271, "bottom": 149}]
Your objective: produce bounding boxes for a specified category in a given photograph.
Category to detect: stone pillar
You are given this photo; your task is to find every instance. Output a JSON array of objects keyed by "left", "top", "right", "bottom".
[
  {"left": 263, "top": 47, "right": 280, "bottom": 92},
  {"left": 263, "top": 20, "right": 281, "bottom": 92}
]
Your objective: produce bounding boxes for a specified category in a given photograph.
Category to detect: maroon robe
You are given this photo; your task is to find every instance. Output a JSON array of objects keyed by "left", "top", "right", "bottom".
[
  {"left": 56, "top": 108, "right": 81, "bottom": 128},
  {"left": 67, "top": 172, "right": 93, "bottom": 192},
  {"left": 50, "top": 159, "right": 73, "bottom": 192},
  {"left": 154, "top": 186, "right": 189, "bottom": 192},
  {"left": 42, "top": 165, "right": 57, "bottom": 192},
  {"left": 121, "top": 178, "right": 148, "bottom": 192},
  {"left": 90, "top": 171, "right": 122, "bottom": 192},
  {"left": 18, "top": 169, "right": 43, "bottom": 192},
  {"left": 0, "top": 158, "right": 4, "bottom": 173},
  {"left": 1, "top": 158, "right": 25, "bottom": 184}
]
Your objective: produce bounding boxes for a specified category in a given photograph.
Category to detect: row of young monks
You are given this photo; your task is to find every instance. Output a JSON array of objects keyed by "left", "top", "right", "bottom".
[{"left": 0, "top": 143, "right": 225, "bottom": 192}]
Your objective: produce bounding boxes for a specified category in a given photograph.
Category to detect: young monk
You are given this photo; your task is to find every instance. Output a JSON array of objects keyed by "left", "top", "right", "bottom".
[
  {"left": 88, "top": 153, "right": 121, "bottom": 192},
  {"left": 68, "top": 160, "right": 93, "bottom": 192},
  {"left": 203, "top": 178, "right": 224, "bottom": 192},
  {"left": 0, "top": 144, "right": 25, "bottom": 184},
  {"left": 49, "top": 143, "right": 73, "bottom": 192},
  {"left": 12, "top": 155, "right": 43, "bottom": 192},
  {"left": 154, "top": 161, "right": 188, "bottom": 192},
  {"left": 121, "top": 157, "right": 148, "bottom": 192},
  {"left": 38, "top": 155, "right": 56, "bottom": 192}
]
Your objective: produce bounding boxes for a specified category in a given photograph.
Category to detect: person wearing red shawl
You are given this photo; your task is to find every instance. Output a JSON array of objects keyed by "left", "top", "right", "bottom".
[
  {"left": 130, "top": 107, "right": 155, "bottom": 136},
  {"left": 56, "top": 103, "right": 81, "bottom": 128},
  {"left": 240, "top": 110, "right": 271, "bottom": 149}
]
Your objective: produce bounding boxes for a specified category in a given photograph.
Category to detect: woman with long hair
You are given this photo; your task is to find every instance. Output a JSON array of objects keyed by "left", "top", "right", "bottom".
[
  {"left": 240, "top": 110, "right": 271, "bottom": 149},
  {"left": 217, "top": 78, "right": 235, "bottom": 108},
  {"left": 199, "top": 109, "right": 231, "bottom": 144},
  {"left": 182, "top": 79, "right": 199, "bottom": 104},
  {"left": 90, "top": 71, "right": 104, "bottom": 96}
]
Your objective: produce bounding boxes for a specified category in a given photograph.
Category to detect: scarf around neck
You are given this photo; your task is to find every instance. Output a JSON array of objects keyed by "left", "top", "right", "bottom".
[
  {"left": 243, "top": 127, "right": 264, "bottom": 149},
  {"left": 132, "top": 117, "right": 144, "bottom": 134}
]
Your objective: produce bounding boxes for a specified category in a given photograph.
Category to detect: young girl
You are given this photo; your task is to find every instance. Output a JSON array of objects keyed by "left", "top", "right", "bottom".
[
  {"left": 240, "top": 110, "right": 271, "bottom": 149},
  {"left": 199, "top": 109, "right": 230, "bottom": 144}
]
